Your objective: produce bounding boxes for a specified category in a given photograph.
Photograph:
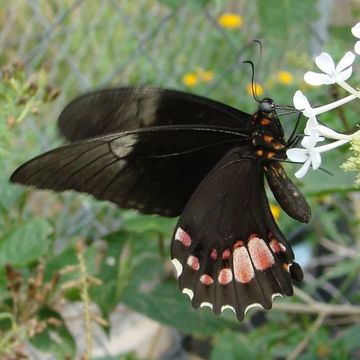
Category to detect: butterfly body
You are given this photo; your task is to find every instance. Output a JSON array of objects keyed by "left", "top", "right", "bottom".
[{"left": 10, "top": 87, "right": 310, "bottom": 320}]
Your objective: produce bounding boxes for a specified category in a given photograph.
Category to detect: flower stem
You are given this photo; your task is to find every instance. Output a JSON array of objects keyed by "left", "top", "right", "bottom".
[
  {"left": 337, "top": 81, "right": 360, "bottom": 98},
  {"left": 315, "top": 139, "right": 350, "bottom": 153},
  {"left": 313, "top": 94, "right": 357, "bottom": 115}
]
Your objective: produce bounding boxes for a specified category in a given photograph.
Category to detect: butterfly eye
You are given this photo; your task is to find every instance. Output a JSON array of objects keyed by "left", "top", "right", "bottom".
[{"left": 260, "top": 98, "right": 274, "bottom": 113}]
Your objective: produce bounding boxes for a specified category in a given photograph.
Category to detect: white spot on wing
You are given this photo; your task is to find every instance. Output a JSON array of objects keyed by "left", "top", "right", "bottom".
[
  {"left": 110, "top": 134, "right": 137, "bottom": 158},
  {"left": 200, "top": 302, "right": 213, "bottom": 310},
  {"left": 171, "top": 258, "right": 183, "bottom": 277},
  {"left": 221, "top": 305, "right": 236, "bottom": 313},
  {"left": 182, "top": 288, "right": 194, "bottom": 300},
  {"left": 244, "top": 302, "right": 264, "bottom": 315},
  {"left": 272, "top": 293, "right": 283, "bottom": 300}
]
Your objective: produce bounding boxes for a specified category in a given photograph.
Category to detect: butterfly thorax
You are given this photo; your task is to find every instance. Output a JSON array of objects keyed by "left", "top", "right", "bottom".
[{"left": 250, "top": 98, "right": 287, "bottom": 161}]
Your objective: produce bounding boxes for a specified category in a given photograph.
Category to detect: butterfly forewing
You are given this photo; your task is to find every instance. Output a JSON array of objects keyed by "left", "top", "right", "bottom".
[
  {"left": 171, "top": 147, "right": 298, "bottom": 320},
  {"left": 10, "top": 126, "right": 247, "bottom": 216},
  {"left": 58, "top": 87, "right": 252, "bottom": 141}
]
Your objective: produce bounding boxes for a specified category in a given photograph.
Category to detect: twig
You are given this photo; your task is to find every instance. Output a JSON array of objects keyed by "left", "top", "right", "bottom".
[
  {"left": 324, "top": 315, "right": 360, "bottom": 326},
  {"left": 319, "top": 237, "right": 358, "bottom": 258},
  {"left": 272, "top": 302, "right": 360, "bottom": 316},
  {"left": 286, "top": 313, "right": 326, "bottom": 360},
  {"left": 293, "top": 287, "right": 316, "bottom": 304}
]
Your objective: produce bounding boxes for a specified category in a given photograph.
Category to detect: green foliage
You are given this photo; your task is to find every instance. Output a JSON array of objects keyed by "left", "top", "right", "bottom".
[
  {"left": 257, "top": 0, "right": 317, "bottom": 55},
  {"left": 0, "top": 218, "right": 52, "bottom": 268}
]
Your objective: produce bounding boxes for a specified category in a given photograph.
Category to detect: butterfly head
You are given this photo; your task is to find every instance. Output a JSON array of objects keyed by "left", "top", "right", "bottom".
[{"left": 259, "top": 98, "right": 275, "bottom": 114}]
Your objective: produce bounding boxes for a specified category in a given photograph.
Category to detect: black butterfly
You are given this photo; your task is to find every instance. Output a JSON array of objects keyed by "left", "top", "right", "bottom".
[{"left": 10, "top": 87, "right": 310, "bottom": 320}]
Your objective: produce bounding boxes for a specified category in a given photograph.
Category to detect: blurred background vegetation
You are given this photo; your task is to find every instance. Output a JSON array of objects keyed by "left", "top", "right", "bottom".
[{"left": 1, "top": 0, "right": 360, "bottom": 359}]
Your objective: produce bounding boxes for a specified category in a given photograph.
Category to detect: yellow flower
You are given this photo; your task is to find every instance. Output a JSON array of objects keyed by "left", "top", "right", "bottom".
[
  {"left": 270, "top": 204, "right": 281, "bottom": 222},
  {"left": 217, "top": 13, "right": 243, "bottom": 29},
  {"left": 246, "top": 82, "right": 264, "bottom": 97},
  {"left": 198, "top": 69, "right": 214, "bottom": 82},
  {"left": 182, "top": 73, "right": 198, "bottom": 87},
  {"left": 277, "top": 71, "right": 293, "bottom": 85}
]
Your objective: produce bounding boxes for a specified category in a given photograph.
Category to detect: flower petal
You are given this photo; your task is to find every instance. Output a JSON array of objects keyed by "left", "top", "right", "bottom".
[
  {"left": 355, "top": 41, "right": 360, "bottom": 55},
  {"left": 315, "top": 52, "right": 335, "bottom": 74},
  {"left": 286, "top": 148, "right": 308, "bottom": 162},
  {"left": 336, "top": 51, "right": 355, "bottom": 72},
  {"left": 295, "top": 159, "right": 311, "bottom": 179},
  {"left": 304, "top": 71, "right": 329, "bottom": 85},
  {"left": 313, "top": 125, "right": 352, "bottom": 140},
  {"left": 311, "top": 152, "right": 322, "bottom": 170},
  {"left": 351, "top": 22, "right": 360, "bottom": 38},
  {"left": 293, "top": 90, "right": 310, "bottom": 111},
  {"left": 335, "top": 66, "right": 352, "bottom": 82}
]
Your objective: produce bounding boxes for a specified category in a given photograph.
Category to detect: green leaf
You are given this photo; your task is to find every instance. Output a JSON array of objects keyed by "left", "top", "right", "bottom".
[
  {"left": 122, "top": 281, "right": 239, "bottom": 336},
  {"left": 0, "top": 218, "right": 52, "bottom": 267},
  {"left": 91, "top": 229, "right": 165, "bottom": 318},
  {"left": 0, "top": 175, "right": 23, "bottom": 211},
  {"left": 211, "top": 332, "right": 258, "bottom": 360},
  {"left": 122, "top": 212, "right": 176, "bottom": 236},
  {"left": 337, "top": 324, "right": 360, "bottom": 352}
]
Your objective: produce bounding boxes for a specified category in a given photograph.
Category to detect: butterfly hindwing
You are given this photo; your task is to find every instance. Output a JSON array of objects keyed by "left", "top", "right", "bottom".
[
  {"left": 10, "top": 125, "right": 248, "bottom": 217},
  {"left": 171, "top": 147, "right": 300, "bottom": 320},
  {"left": 58, "top": 87, "right": 252, "bottom": 142}
]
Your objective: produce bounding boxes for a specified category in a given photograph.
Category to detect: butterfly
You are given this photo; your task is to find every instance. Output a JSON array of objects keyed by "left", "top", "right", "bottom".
[{"left": 10, "top": 86, "right": 310, "bottom": 320}]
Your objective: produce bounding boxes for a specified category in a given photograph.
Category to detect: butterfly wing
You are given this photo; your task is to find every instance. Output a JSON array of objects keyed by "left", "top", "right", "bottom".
[
  {"left": 10, "top": 126, "right": 248, "bottom": 217},
  {"left": 171, "top": 147, "right": 301, "bottom": 320},
  {"left": 265, "top": 163, "right": 311, "bottom": 223},
  {"left": 58, "top": 87, "right": 252, "bottom": 141}
]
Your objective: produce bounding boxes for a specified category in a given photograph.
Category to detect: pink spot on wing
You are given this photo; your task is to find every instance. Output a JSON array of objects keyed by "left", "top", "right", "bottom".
[
  {"left": 200, "top": 274, "right": 214, "bottom": 286},
  {"left": 233, "top": 246, "right": 254, "bottom": 284},
  {"left": 210, "top": 248, "right": 218, "bottom": 261},
  {"left": 248, "top": 236, "right": 274, "bottom": 270},
  {"left": 175, "top": 227, "right": 191, "bottom": 247},
  {"left": 187, "top": 255, "right": 200, "bottom": 271},
  {"left": 222, "top": 249, "right": 231, "bottom": 260},
  {"left": 234, "top": 240, "right": 244, "bottom": 248},
  {"left": 270, "top": 238, "right": 287, "bottom": 253},
  {"left": 270, "top": 239, "right": 281, "bottom": 253},
  {"left": 218, "top": 268, "right": 233, "bottom": 285}
]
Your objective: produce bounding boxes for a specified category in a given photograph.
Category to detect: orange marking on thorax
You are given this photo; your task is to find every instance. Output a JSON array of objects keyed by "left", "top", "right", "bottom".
[
  {"left": 273, "top": 143, "right": 284, "bottom": 150},
  {"left": 263, "top": 135, "right": 274, "bottom": 143},
  {"left": 260, "top": 118, "right": 270, "bottom": 125}
]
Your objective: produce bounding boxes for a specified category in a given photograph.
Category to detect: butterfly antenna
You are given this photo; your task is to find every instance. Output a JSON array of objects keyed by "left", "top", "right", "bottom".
[
  {"left": 253, "top": 39, "right": 263, "bottom": 62},
  {"left": 243, "top": 60, "right": 261, "bottom": 102}
]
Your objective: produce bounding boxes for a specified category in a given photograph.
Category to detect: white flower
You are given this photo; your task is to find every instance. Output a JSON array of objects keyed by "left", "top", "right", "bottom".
[
  {"left": 352, "top": 22, "right": 360, "bottom": 54},
  {"left": 304, "top": 52, "right": 355, "bottom": 85},
  {"left": 287, "top": 135, "right": 321, "bottom": 178},
  {"left": 287, "top": 138, "right": 351, "bottom": 178},
  {"left": 293, "top": 91, "right": 324, "bottom": 144},
  {"left": 293, "top": 90, "right": 316, "bottom": 118}
]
